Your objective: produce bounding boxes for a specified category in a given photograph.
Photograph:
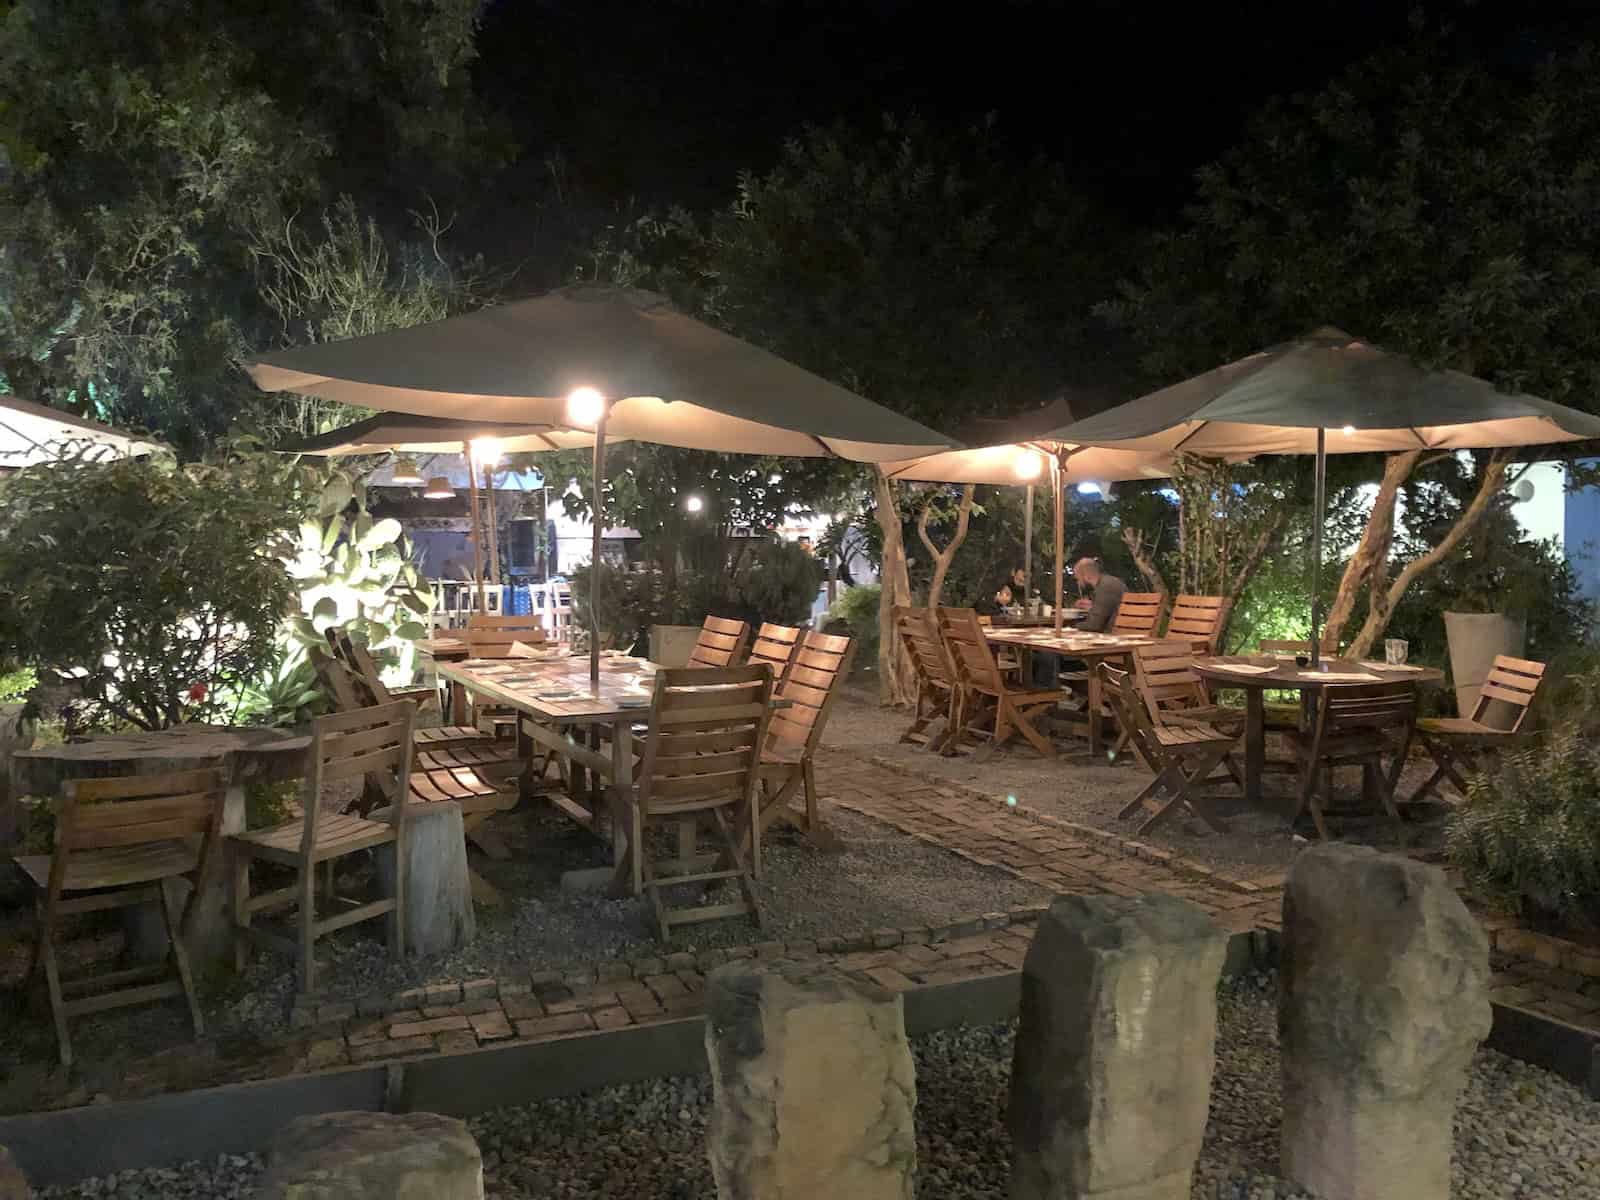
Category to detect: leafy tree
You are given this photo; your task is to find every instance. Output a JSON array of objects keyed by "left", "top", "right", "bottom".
[
  {"left": 591, "top": 116, "right": 1130, "bottom": 700},
  {"left": 0, "top": 0, "right": 496, "bottom": 451},
  {"left": 1102, "top": 35, "right": 1600, "bottom": 656},
  {"left": 0, "top": 445, "right": 302, "bottom": 729}
]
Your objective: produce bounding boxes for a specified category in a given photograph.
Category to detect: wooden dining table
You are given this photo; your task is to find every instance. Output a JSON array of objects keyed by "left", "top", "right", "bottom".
[
  {"left": 1194, "top": 655, "right": 1446, "bottom": 809},
  {"left": 984, "top": 627, "right": 1157, "bottom": 756}
]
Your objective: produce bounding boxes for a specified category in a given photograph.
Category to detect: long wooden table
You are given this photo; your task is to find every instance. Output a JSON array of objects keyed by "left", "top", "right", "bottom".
[
  {"left": 1194, "top": 655, "right": 1446, "bottom": 809},
  {"left": 983, "top": 628, "right": 1156, "bottom": 756}
]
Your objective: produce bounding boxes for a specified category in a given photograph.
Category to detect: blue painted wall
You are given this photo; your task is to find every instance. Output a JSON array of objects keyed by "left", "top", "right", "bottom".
[{"left": 1563, "top": 460, "right": 1600, "bottom": 601}]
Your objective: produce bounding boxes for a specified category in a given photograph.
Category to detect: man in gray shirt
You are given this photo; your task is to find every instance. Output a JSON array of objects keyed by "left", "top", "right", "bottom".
[{"left": 1072, "top": 557, "right": 1127, "bottom": 632}]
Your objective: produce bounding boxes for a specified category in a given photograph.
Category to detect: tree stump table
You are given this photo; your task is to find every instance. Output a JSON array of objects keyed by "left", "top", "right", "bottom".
[{"left": 11, "top": 724, "right": 310, "bottom": 970}]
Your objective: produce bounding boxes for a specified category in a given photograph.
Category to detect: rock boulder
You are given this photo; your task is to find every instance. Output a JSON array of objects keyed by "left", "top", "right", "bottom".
[
  {"left": 1279, "top": 844, "right": 1491, "bottom": 1200},
  {"left": 1009, "top": 893, "right": 1228, "bottom": 1200},
  {"left": 704, "top": 961, "right": 916, "bottom": 1199},
  {"left": 257, "top": 1110, "right": 483, "bottom": 1200}
]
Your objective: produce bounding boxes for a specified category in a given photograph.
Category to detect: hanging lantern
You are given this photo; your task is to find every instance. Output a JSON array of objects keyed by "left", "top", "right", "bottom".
[
  {"left": 391, "top": 456, "right": 424, "bottom": 486},
  {"left": 423, "top": 476, "right": 456, "bottom": 500}
]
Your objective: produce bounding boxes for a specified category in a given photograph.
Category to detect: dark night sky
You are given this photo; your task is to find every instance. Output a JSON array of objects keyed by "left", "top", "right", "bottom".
[{"left": 474, "top": 0, "right": 1600, "bottom": 227}]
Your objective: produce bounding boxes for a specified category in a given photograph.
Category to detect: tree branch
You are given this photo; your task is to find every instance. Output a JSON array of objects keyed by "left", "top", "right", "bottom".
[
  {"left": 1322, "top": 449, "right": 1421, "bottom": 652},
  {"left": 1120, "top": 526, "right": 1169, "bottom": 600},
  {"left": 1219, "top": 509, "right": 1287, "bottom": 650},
  {"left": 917, "top": 485, "right": 976, "bottom": 611}
]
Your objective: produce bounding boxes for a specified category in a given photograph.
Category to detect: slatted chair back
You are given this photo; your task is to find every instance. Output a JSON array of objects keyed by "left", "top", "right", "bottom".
[
  {"left": 637, "top": 665, "right": 773, "bottom": 816},
  {"left": 766, "top": 631, "right": 856, "bottom": 762},
  {"left": 937, "top": 607, "right": 1007, "bottom": 696},
  {"left": 326, "top": 629, "right": 394, "bottom": 706},
  {"left": 895, "top": 606, "right": 954, "bottom": 692},
  {"left": 1101, "top": 664, "right": 1162, "bottom": 761},
  {"left": 1131, "top": 640, "right": 1211, "bottom": 721},
  {"left": 49, "top": 769, "right": 226, "bottom": 901},
  {"left": 748, "top": 622, "right": 803, "bottom": 681},
  {"left": 1111, "top": 592, "right": 1164, "bottom": 637},
  {"left": 688, "top": 616, "right": 751, "bottom": 668},
  {"left": 466, "top": 613, "right": 547, "bottom": 659},
  {"left": 1166, "top": 594, "right": 1226, "bottom": 652},
  {"left": 1314, "top": 683, "right": 1417, "bottom": 741},
  {"left": 300, "top": 701, "right": 415, "bottom": 854},
  {"left": 1467, "top": 655, "right": 1545, "bottom": 732}
]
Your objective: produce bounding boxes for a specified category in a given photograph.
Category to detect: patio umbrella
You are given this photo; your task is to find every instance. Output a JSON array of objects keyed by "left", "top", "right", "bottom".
[
  {"left": 1049, "top": 327, "right": 1600, "bottom": 662},
  {"left": 247, "top": 284, "right": 958, "bottom": 682},
  {"left": 0, "top": 395, "right": 162, "bottom": 468},
  {"left": 881, "top": 397, "right": 1175, "bottom": 632}
]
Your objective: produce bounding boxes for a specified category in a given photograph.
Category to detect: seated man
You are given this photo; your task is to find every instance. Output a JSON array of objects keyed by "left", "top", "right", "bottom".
[{"left": 1072, "top": 556, "right": 1127, "bottom": 632}]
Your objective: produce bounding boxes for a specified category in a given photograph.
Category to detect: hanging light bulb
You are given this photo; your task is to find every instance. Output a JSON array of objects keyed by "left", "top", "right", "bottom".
[
  {"left": 566, "top": 386, "right": 606, "bottom": 427},
  {"left": 685, "top": 494, "right": 705, "bottom": 514},
  {"left": 470, "top": 436, "right": 504, "bottom": 468},
  {"left": 1012, "top": 449, "right": 1044, "bottom": 480},
  {"left": 423, "top": 476, "right": 456, "bottom": 500},
  {"left": 391, "top": 456, "right": 424, "bottom": 486},
  {"left": 1341, "top": 425, "right": 1356, "bottom": 436}
]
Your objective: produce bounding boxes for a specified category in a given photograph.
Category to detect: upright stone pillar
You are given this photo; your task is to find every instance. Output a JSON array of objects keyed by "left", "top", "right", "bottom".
[
  {"left": 1009, "top": 893, "right": 1228, "bottom": 1200},
  {"left": 704, "top": 961, "right": 916, "bottom": 1200},
  {"left": 1280, "top": 844, "right": 1491, "bottom": 1200}
]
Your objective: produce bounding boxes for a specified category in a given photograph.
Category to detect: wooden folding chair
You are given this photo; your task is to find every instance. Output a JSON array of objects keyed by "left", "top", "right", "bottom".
[
  {"left": 315, "top": 655, "right": 518, "bottom": 901},
  {"left": 1412, "top": 655, "right": 1545, "bottom": 803},
  {"left": 938, "top": 607, "right": 1064, "bottom": 757},
  {"left": 327, "top": 629, "right": 503, "bottom": 756},
  {"left": 620, "top": 665, "right": 774, "bottom": 941},
  {"left": 688, "top": 616, "right": 751, "bottom": 668},
  {"left": 755, "top": 631, "right": 857, "bottom": 853},
  {"left": 1125, "top": 641, "right": 1246, "bottom": 772},
  {"left": 229, "top": 701, "right": 414, "bottom": 993},
  {"left": 18, "top": 769, "right": 226, "bottom": 1066},
  {"left": 1289, "top": 683, "right": 1417, "bottom": 840},
  {"left": 894, "top": 606, "right": 958, "bottom": 752},
  {"left": 1166, "top": 594, "right": 1226, "bottom": 652},
  {"left": 1103, "top": 664, "right": 1236, "bottom": 835},
  {"left": 747, "top": 622, "right": 803, "bottom": 682}
]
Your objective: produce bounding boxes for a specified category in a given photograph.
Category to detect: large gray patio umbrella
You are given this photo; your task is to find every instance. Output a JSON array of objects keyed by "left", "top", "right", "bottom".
[
  {"left": 1051, "top": 327, "right": 1600, "bottom": 662},
  {"left": 247, "top": 285, "right": 958, "bottom": 682},
  {"left": 881, "top": 398, "right": 1176, "bottom": 631}
]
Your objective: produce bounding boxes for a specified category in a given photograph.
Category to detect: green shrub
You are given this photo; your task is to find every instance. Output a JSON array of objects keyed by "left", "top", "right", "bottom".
[
  {"left": 1446, "top": 670, "right": 1600, "bottom": 929},
  {"left": 0, "top": 666, "right": 36, "bottom": 703},
  {"left": 827, "top": 583, "right": 881, "bottom": 664}
]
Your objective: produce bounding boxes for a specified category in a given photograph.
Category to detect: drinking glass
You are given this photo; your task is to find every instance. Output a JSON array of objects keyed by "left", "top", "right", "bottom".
[{"left": 1384, "top": 638, "right": 1409, "bottom": 666}]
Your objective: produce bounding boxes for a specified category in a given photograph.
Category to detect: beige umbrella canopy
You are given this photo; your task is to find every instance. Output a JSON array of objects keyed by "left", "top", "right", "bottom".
[
  {"left": 0, "top": 395, "right": 163, "bottom": 469},
  {"left": 247, "top": 285, "right": 956, "bottom": 462},
  {"left": 881, "top": 398, "right": 1176, "bottom": 631},
  {"left": 280, "top": 413, "right": 600, "bottom": 456},
  {"left": 248, "top": 284, "right": 958, "bottom": 681},
  {"left": 1053, "top": 326, "right": 1600, "bottom": 660}
]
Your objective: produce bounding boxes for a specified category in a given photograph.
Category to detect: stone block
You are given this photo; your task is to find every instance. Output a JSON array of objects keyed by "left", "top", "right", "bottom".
[
  {"left": 257, "top": 1111, "right": 483, "bottom": 1199},
  {"left": 705, "top": 961, "right": 915, "bottom": 1199},
  {"left": 1009, "top": 893, "right": 1227, "bottom": 1200},
  {"left": 1279, "top": 845, "right": 1491, "bottom": 1200},
  {"left": 0, "top": 1145, "right": 30, "bottom": 1200}
]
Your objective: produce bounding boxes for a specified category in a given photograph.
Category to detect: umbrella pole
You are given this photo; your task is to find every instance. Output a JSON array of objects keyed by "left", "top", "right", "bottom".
[
  {"left": 1053, "top": 456, "right": 1065, "bottom": 634},
  {"left": 464, "top": 441, "right": 486, "bottom": 617},
  {"left": 1310, "top": 427, "right": 1326, "bottom": 668},
  {"left": 484, "top": 462, "right": 503, "bottom": 589},
  {"left": 589, "top": 414, "right": 608, "bottom": 688},
  {"left": 1023, "top": 483, "right": 1034, "bottom": 608}
]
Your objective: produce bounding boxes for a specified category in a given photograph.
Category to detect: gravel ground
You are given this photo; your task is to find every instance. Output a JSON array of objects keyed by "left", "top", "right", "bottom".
[
  {"left": 824, "top": 683, "right": 1451, "bottom": 876},
  {"left": 38, "top": 974, "right": 1600, "bottom": 1199}
]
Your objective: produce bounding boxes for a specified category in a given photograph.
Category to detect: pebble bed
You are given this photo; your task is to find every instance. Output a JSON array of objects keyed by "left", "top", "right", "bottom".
[{"left": 37, "top": 973, "right": 1600, "bottom": 1199}]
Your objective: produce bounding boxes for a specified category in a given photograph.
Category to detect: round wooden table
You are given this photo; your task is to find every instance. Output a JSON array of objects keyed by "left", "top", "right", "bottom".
[
  {"left": 1193, "top": 657, "right": 1446, "bottom": 809},
  {"left": 12, "top": 725, "right": 310, "bottom": 966}
]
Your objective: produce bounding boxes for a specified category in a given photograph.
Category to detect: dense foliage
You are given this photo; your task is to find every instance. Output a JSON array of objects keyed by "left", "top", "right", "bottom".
[
  {"left": 0, "top": 445, "right": 301, "bottom": 729},
  {"left": 1448, "top": 671, "right": 1600, "bottom": 929}
]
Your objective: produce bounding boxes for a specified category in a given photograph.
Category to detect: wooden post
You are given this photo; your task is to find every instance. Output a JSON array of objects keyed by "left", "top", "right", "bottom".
[
  {"left": 589, "top": 411, "right": 609, "bottom": 687},
  {"left": 484, "top": 462, "right": 503, "bottom": 589},
  {"left": 464, "top": 442, "right": 486, "bottom": 614},
  {"left": 1053, "top": 456, "right": 1065, "bottom": 634},
  {"left": 1024, "top": 482, "right": 1034, "bottom": 607}
]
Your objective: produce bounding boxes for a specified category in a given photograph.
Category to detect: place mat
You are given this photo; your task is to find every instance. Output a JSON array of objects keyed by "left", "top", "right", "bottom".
[
  {"left": 1297, "top": 670, "right": 1381, "bottom": 682},
  {"left": 1205, "top": 662, "right": 1277, "bottom": 675},
  {"left": 1360, "top": 661, "right": 1425, "bottom": 673}
]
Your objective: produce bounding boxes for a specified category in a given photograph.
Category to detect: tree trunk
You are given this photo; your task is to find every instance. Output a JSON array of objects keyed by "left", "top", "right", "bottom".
[
  {"left": 1120, "top": 526, "right": 1170, "bottom": 600},
  {"left": 1345, "top": 453, "right": 1514, "bottom": 658},
  {"left": 917, "top": 484, "right": 976, "bottom": 611},
  {"left": 1321, "top": 450, "right": 1421, "bottom": 653},
  {"left": 872, "top": 468, "right": 914, "bottom": 707}
]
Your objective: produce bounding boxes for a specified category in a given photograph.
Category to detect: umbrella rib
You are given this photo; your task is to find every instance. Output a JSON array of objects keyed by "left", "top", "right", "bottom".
[
  {"left": 1408, "top": 426, "right": 1432, "bottom": 448},
  {"left": 1171, "top": 422, "right": 1207, "bottom": 453}
]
